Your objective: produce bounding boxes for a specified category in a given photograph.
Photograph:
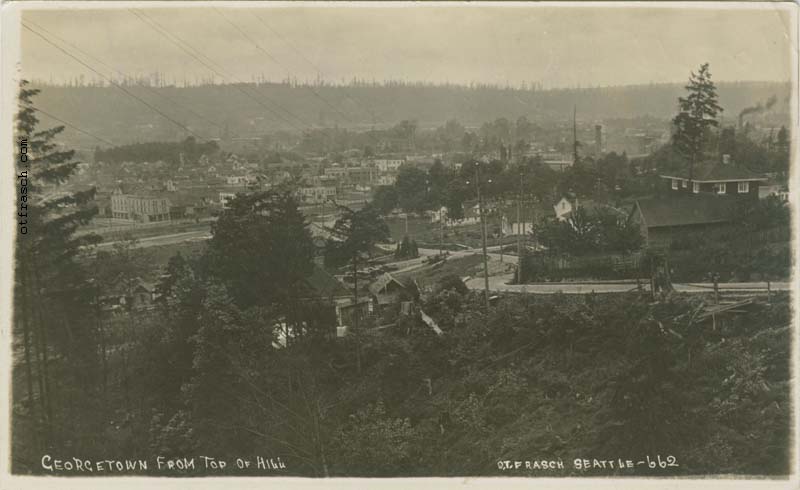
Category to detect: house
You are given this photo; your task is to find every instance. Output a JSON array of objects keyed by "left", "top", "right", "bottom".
[
  {"left": 369, "top": 272, "right": 419, "bottom": 316},
  {"left": 659, "top": 158, "right": 766, "bottom": 198},
  {"left": 294, "top": 266, "right": 371, "bottom": 339},
  {"left": 129, "top": 279, "right": 157, "bottom": 309},
  {"left": 226, "top": 175, "right": 254, "bottom": 186},
  {"left": 552, "top": 194, "right": 625, "bottom": 224},
  {"left": 375, "top": 174, "right": 397, "bottom": 186},
  {"left": 430, "top": 202, "right": 485, "bottom": 227},
  {"left": 219, "top": 192, "right": 237, "bottom": 209},
  {"left": 346, "top": 167, "right": 375, "bottom": 187},
  {"left": 628, "top": 194, "right": 735, "bottom": 247},
  {"left": 544, "top": 159, "right": 574, "bottom": 172},
  {"left": 323, "top": 166, "right": 349, "bottom": 180},
  {"left": 759, "top": 180, "right": 789, "bottom": 201},
  {"left": 101, "top": 277, "right": 157, "bottom": 312},
  {"left": 373, "top": 158, "right": 405, "bottom": 172},
  {"left": 500, "top": 204, "right": 545, "bottom": 236},
  {"left": 553, "top": 196, "right": 576, "bottom": 221},
  {"left": 369, "top": 272, "right": 406, "bottom": 307}
]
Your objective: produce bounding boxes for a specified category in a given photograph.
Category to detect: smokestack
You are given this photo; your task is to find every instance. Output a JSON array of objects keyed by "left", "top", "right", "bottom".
[
  {"left": 594, "top": 124, "right": 602, "bottom": 156},
  {"left": 738, "top": 95, "right": 778, "bottom": 129}
]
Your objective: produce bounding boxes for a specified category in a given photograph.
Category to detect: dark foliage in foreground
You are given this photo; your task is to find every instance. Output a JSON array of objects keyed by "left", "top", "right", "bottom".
[{"left": 14, "top": 279, "right": 791, "bottom": 476}]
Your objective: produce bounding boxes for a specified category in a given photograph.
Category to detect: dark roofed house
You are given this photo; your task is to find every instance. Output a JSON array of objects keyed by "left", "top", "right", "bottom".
[
  {"left": 101, "top": 276, "right": 157, "bottom": 312},
  {"left": 294, "top": 265, "right": 371, "bottom": 340},
  {"left": 368, "top": 272, "right": 417, "bottom": 316},
  {"left": 659, "top": 158, "right": 767, "bottom": 198},
  {"left": 369, "top": 272, "right": 409, "bottom": 305},
  {"left": 629, "top": 194, "right": 735, "bottom": 247}
]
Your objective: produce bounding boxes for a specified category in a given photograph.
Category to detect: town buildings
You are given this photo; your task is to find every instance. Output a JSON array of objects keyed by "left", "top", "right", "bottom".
[
  {"left": 110, "top": 189, "right": 171, "bottom": 222},
  {"left": 298, "top": 185, "right": 337, "bottom": 204}
]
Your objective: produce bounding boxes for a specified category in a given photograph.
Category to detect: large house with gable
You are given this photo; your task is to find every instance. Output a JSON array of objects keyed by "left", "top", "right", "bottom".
[
  {"left": 658, "top": 157, "right": 767, "bottom": 199},
  {"left": 630, "top": 158, "right": 767, "bottom": 247}
]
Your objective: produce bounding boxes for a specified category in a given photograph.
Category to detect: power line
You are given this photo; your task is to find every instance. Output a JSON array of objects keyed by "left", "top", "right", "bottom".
[
  {"left": 24, "top": 19, "right": 226, "bottom": 133},
  {"left": 251, "top": 10, "right": 384, "bottom": 126},
  {"left": 215, "top": 8, "right": 355, "bottom": 125},
  {"left": 132, "top": 8, "right": 309, "bottom": 129},
  {"left": 31, "top": 107, "right": 115, "bottom": 146},
  {"left": 129, "top": 9, "right": 311, "bottom": 131},
  {"left": 23, "top": 23, "right": 208, "bottom": 140}
]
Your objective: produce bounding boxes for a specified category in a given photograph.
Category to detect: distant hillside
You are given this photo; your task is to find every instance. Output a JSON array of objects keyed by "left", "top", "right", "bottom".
[{"left": 28, "top": 81, "right": 790, "bottom": 148}]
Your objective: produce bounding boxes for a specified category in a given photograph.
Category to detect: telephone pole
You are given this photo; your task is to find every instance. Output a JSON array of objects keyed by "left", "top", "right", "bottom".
[
  {"left": 573, "top": 105, "right": 580, "bottom": 165},
  {"left": 470, "top": 161, "right": 491, "bottom": 310},
  {"left": 516, "top": 165, "right": 524, "bottom": 283},
  {"left": 439, "top": 208, "right": 445, "bottom": 256}
]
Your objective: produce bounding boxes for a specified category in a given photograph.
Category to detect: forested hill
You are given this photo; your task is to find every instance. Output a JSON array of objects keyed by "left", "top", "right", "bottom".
[{"left": 29, "top": 80, "right": 790, "bottom": 146}]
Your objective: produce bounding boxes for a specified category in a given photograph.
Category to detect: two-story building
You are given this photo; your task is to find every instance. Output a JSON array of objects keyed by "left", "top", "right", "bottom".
[
  {"left": 630, "top": 159, "right": 767, "bottom": 247},
  {"left": 658, "top": 158, "right": 767, "bottom": 198}
]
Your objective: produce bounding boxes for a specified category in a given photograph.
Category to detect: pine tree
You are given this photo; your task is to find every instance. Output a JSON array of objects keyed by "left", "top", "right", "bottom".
[
  {"left": 206, "top": 188, "right": 315, "bottom": 311},
  {"left": 672, "top": 63, "right": 723, "bottom": 185},
  {"left": 14, "top": 80, "right": 101, "bottom": 458},
  {"left": 324, "top": 203, "right": 389, "bottom": 373}
]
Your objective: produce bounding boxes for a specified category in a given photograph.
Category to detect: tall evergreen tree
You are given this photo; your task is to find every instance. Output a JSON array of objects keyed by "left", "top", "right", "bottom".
[
  {"left": 324, "top": 203, "right": 389, "bottom": 372},
  {"left": 205, "top": 188, "right": 315, "bottom": 311},
  {"left": 672, "top": 63, "right": 723, "bottom": 184},
  {"left": 14, "top": 80, "right": 101, "bottom": 459}
]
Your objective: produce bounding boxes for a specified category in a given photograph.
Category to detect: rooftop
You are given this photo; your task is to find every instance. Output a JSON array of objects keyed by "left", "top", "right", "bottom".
[
  {"left": 660, "top": 161, "right": 767, "bottom": 182},
  {"left": 368, "top": 272, "right": 408, "bottom": 296},
  {"left": 633, "top": 194, "right": 735, "bottom": 229},
  {"left": 297, "top": 265, "right": 351, "bottom": 300}
]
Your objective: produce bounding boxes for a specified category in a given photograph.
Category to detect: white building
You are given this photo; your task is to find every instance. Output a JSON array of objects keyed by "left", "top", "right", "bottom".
[
  {"left": 554, "top": 196, "right": 576, "bottom": 221},
  {"left": 373, "top": 158, "right": 405, "bottom": 172},
  {"left": 110, "top": 190, "right": 171, "bottom": 222},
  {"left": 226, "top": 175, "right": 256, "bottom": 186},
  {"left": 298, "top": 186, "right": 337, "bottom": 204},
  {"left": 376, "top": 174, "right": 397, "bottom": 186},
  {"left": 430, "top": 204, "right": 481, "bottom": 227},
  {"left": 219, "top": 192, "right": 237, "bottom": 209}
]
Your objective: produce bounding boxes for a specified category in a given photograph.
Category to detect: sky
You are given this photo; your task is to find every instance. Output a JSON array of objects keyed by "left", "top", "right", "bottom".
[{"left": 19, "top": 4, "right": 795, "bottom": 89}]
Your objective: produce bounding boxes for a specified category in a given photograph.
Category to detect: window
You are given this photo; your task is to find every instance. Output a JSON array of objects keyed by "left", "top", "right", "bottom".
[
  {"left": 671, "top": 179, "right": 679, "bottom": 190},
  {"left": 716, "top": 183, "right": 727, "bottom": 194},
  {"left": 692, "top": 182, "right": 700, "bottom": 194},
  {"left": 738, "top": 181, "right": 749, "bottom": 193},
  {"left": 682, "top": 179, "right": 688, "bottom": 188}
]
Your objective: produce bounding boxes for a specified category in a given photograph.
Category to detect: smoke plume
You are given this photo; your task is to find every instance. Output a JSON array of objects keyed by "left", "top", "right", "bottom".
[{"left": 739, "top": 95, "right": 778, "bottom": 127}]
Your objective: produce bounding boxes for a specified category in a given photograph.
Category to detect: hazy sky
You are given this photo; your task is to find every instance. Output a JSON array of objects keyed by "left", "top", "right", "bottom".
[{"left": 20, "top": 4, "right": 794, "bottom": 88}]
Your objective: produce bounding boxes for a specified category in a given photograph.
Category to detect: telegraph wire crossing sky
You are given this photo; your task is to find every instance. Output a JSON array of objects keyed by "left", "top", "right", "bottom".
[{"left": 20, "top": 6, "right": 793, "bottom": 88}]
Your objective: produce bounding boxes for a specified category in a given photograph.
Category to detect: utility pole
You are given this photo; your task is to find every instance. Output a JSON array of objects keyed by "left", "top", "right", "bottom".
[
  {"left": 471, "top": 161, "right": 491, "bottom": 310},
  {"left": 497, "top": 209, "right": 503, "bottom": 263},
  {"left": 516, "top": 165, "right": 524, "bottom": 283},
  {"left": 439, "top": 208, "right": 445, "bottom": 256},
  {"left": 573, "top": 105, "right": 579, "bottom": 165}
]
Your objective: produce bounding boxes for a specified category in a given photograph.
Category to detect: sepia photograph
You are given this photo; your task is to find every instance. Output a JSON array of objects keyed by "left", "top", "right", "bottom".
[{"left": 1, "top": 1, "right": 797, "bottom": 486}]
